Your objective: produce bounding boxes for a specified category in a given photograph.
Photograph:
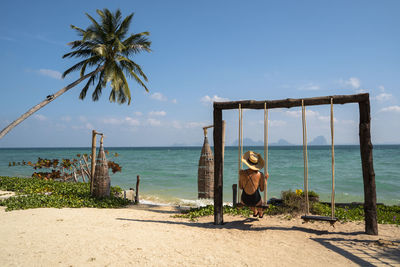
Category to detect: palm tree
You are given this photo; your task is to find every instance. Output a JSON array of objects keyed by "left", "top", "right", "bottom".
[{"left": 0, "top": 8, "right": 151, "bottom": 139}]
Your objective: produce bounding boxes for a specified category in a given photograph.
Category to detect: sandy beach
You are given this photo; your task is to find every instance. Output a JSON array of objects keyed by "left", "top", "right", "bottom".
[{"left": 0, "top": 204, "right": 399, "bottom": 267}]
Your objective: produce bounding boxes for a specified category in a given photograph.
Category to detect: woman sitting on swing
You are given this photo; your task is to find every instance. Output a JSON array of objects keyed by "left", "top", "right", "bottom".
[{"left": 239, "top": 151, "right": 269, "bottom": 218}]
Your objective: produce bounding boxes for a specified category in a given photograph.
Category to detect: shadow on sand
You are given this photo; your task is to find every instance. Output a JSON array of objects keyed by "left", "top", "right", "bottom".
[{"left": 116, "top": 215, "right": 400, "bottom": 266}]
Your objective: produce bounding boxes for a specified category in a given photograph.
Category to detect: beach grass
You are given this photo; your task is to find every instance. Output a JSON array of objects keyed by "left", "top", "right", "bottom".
[
  {"left": 0, "top": 176, "right": 130, "bottom": 211},
  {"left": 175, "top": 191, "right": 400, "bottom": 225}
]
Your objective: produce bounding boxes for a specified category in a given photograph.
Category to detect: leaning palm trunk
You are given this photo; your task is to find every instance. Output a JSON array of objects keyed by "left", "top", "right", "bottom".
[{"left": 0, "top": 66, "right": 103, "bottom": 139}]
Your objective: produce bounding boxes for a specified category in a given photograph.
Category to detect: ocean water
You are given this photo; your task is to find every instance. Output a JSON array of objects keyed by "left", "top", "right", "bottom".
[{"left": 0, "top": 145, "right": 399, "bottom": 206}]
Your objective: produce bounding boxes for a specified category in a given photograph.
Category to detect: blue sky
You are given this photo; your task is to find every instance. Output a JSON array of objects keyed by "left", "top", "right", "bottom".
[{"left": 0, "top": 0, "right": 399, "bottom": 147}]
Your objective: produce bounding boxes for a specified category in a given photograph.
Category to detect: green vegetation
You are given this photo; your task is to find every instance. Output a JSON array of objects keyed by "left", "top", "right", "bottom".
[
  {"left": 174, "top": 205, "right": 252, "bottom": 221},
  {"left": 10, "top": 154, "right": 121, "bottom": 181},
  {"left": 0, "top": 176, "right": 129, "bottom": 211},
  {"left": 175, "top": 190, "right": 400, "bottom": 225}
]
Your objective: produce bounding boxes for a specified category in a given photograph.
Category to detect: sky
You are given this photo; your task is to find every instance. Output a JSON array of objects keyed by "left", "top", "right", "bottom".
[{"left": 0, "top": 0, "right": 399, "bottom": 147}]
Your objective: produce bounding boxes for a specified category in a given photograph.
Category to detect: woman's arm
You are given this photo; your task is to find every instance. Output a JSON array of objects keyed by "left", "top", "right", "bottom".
[
  {"left": 259, "top": 172, "right": 269, "bottom": 192},
  {"left": 238, "top": 170, "right": 245, "bottom": 189}
]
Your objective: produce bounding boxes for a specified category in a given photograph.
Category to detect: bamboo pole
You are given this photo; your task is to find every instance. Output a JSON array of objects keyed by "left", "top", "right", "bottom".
[{"left": 90, "top": 130, "right": 97, "bottom": 194}]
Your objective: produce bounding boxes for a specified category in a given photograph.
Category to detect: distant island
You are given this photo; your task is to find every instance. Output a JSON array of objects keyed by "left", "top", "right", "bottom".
[
  {"left": 309, "top": 135, "right": 328, "bottom": 146},
  {"left": 174, "top": 135, "right": 328, "bottom": 147},
  {"left": 231, "top": 138, "right": 293, "bottom": 146},
  {"left": 230, "top": 136, "right": 328, "bottom": 146}
]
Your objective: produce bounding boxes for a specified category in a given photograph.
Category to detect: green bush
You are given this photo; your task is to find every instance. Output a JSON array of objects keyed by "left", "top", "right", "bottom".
[
  {"left": 174, "top": 205, "right": 252, "bottom": 221},
  {"left": 0, "top": 176, "right": 130, "bottom": 211}
]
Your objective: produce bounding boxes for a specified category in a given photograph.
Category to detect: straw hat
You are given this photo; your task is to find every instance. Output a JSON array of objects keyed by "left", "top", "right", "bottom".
[{"left": 241, "top": 151, "right": 264, "bottom": 171}]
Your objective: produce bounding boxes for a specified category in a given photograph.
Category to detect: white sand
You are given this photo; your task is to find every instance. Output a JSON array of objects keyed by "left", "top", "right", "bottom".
[{"left": 0, "top": 205, "right": 399, "bottom": 266}]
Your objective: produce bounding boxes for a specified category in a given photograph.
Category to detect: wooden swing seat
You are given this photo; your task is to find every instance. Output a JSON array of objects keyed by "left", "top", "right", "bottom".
[
  {"left": 301, "top": 215, "right": 338, "bottom": 224},
  {"left": 235, "top": 203, "right": 269, "bottom": 209}
]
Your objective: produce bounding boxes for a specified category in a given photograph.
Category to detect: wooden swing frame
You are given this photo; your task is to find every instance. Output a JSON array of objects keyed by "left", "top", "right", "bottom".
[{"left": 213, "top": 93, "right": 378, "bottom": 235}]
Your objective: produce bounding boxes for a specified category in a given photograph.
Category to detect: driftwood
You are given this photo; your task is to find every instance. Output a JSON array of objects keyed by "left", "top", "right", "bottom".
[{"left": 78, "top": 160, "right": 87, "bottom": 182}]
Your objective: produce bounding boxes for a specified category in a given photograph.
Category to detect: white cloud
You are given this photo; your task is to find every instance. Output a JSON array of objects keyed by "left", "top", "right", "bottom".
[
  {"left": 134, "top": 112, "right": 143, "bottom": 116},
  {"left": 340, "top": 77, "right": 361, "bottom": 89},
  {"left": 285, "top": 109, "right": 319, "bottom": 118},
  {"left": 356, "top": 89, "right": 368, "bottom": 93},
  {"left": 125, "top": 117, "right": 140, "bottom": 126},
  {"left": 257, "top": 119, "right": 286, "bottom": 127},
  {"left": 298, "top": 83, "right": 320, "bottom": 91},
  {"left": 171, "top": 120, "right": 207, "bottom": 129},
  {"left": 0, "top": 36, "right": 15, "bottom": 41},
  {"left": 375, "top": 93, "right": 392, "bottom": 102},
  {"left": 269, "top": 120, "right": 287, "bottom": 127},
  {"left": 102, "top": 117, "right": 140, "bottom": 126},
  {"left": 34, "top": 114, "right": 47, "bottom": 121},
  {"left": 102, "top": 118, "right": 123, "bottom": 125},
  {"left": 317, "top": 115, "right": 338, "bottom": 123},
  {"left": 378, "top": 85, "right": 385, "bottom": 92},
  {"left": 200, "top": 95, "right": 229, "bottom": 104},
  {"left": 150, "top": 92, "right": 167, "bottom": 101},
  {"left": 185, "top": 121, "right": 207, "bottom": 128},
  {"left": 147, "top": 118, "right": 161, "bottom": 126},
  {"left": 149, "top": 111, "right": 166, "bottom": 117},
  {"left": 380, "top": 106, "right": 400, "bottom": 113},
  {"left": 85, "top": 123, "right": 94, "bottom": 130},
  {"left": 172, "top": 121, "right": 182, "bottom": 129},
  {"left": 79, "top": 116, "right": 87, "bottom": 122},
  {"left": 61, "top": 116, "right": 71, "bottom": 122},
  {"left": 338, "top": 119, "right": 356, "bottom": 125},
  {"left": 37, "top": 69, "right": 62, "bottom": 80},
  {"left": 171, "top": 99, "right": 178, "bottom": 104}
]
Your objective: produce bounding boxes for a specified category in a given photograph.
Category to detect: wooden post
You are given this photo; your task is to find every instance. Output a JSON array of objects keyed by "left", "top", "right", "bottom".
[
  {"left": 135, "top": 175, "right": 140, "bottom": 204},
  {"left": 213, "top": 107, "right": 224, "bottom": 225},
  {"left": 359, "top": 99, "right": 378, "bottom": 235},
  {"left": 222, "top": 120, "right": 226, "bottom": 159},
  {"left": 90, "top": 130, "right": 97, "bottom": 194},
  {"left": 232, "top": 184, "right": 237, "bottom": 208}
]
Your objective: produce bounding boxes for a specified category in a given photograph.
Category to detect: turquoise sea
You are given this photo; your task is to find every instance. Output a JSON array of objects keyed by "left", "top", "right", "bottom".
[{"left": 0, "top": 145, "right": 399, "bottom": 206}]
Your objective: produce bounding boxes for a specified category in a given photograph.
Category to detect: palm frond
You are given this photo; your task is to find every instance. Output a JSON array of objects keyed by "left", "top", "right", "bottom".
[
  {"left": 115, "top": 13, "right": 133, "bottom": 39},
  {"left": 64, "top": 8, "right": 151, "bottom": 105},
  {"left": 79, "top": 74, "right": 96, "bottom": 100}
]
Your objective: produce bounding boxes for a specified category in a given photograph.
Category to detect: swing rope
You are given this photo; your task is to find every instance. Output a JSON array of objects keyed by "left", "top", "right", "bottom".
[
  {"left": 330, "top": 98, "right": 335, "bottom": 219},
  {"left": 237, "top": 103, "right": 269, "bottom": 206},
  {"left": 301, "top": 98, "right": 336, "bottom": 220},
  {"left": 238, "top": 104, "right": 243, "bottom": 202},
  {"left": 264, "top": 102, "right": 268, "bottom": 205},
  {"left": 301, "top": 100, "right": 310, "bottom": 215}
]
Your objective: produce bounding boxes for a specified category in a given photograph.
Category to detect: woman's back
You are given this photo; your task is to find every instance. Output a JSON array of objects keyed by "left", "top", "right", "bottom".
[{"left": 239, "top": 169, "right": 265, "bottom": 195}]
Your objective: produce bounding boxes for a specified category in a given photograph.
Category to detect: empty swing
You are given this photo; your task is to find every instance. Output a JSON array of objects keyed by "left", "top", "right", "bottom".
[
  {"left": 301, "top": 98, "right": 338, "bottom": 224},
  {"left": 236, "top": 103, "right": 269, "bottom": 208}
]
